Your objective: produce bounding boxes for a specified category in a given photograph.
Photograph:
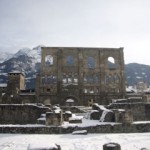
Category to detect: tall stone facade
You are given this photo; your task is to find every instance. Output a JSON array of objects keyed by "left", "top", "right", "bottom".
[{"left": 36, "top": 47, "right": 125, "bottom": 106}]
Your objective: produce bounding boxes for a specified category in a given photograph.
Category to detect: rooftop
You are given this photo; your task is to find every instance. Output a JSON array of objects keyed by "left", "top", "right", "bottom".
[{"left": 8, "top": 71, "right": 25, "bottom": 76}]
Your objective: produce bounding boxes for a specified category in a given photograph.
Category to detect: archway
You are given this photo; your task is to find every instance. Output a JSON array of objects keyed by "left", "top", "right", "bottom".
[
  {"left": 64, "top": 95, "right": 78, "bottom": 106},
  {"left": 107, "top": 56, "right": 116, "bottom": 69}
]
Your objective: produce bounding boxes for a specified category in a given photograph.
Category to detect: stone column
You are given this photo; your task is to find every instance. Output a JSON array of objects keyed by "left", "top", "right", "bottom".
[
  {"left": 119, "top": 47, "right": 125, "bottom": 98},
  {"left": 78, "top": 49, "right": 83, "bottom": 105}
]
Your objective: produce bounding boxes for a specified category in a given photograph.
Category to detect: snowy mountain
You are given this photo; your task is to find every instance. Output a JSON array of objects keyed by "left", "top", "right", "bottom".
[
  {"left": 0, "top": 46, "right": 42, "bottom": 89},
  {"left": 13, "top": 46, "right": 41, "bottom": 63},
  {"left": 125, "top": 63, "right": 150, "bottom": 86},
  {"left": 0, "top": 46, "right": 150, "bottom": 89},
  {"left": 0, "top": 51, "right": 13, "bottom": 63}
]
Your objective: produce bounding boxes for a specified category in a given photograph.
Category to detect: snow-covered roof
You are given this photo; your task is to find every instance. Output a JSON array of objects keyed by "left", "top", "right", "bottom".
[{"left": 9, "top": 71, "right": 25, "bottom": 76}]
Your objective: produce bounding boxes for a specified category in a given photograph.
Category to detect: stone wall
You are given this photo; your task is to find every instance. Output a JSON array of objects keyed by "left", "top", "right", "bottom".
[
  {"left": 36, "top": 47, "right": 125, "bottom": 106},
  {"left": 0, "top": 122, "right": 150, "bottom": 134},
  {"left": 0, "top": 104, "right": 51, "bottom": 124},
  {"left": 108, "top": 103, "right": 150, "bottom": 121}
]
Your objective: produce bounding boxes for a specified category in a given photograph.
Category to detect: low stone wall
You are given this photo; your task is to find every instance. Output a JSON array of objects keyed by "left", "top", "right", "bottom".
[
  {"left": 108, "top": 103, "right": 150, "bottom": 121},
  {"left": 0, "top": 104, "right": 51, "bottom": 124},
  {"left": 145, "top": 104, "right": 150, "bottom": 120},
  {"left": 0, "top": 122, "right": 150, "bottom": 134}
]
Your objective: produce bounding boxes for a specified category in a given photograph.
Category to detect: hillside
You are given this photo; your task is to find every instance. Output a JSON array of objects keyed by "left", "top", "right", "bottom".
[{"left": 125, "top": 63, "right": 150, "bottom": 85}]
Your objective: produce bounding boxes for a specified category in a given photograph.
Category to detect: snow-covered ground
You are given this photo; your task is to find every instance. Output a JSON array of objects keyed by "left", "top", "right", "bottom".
[{"left": 0, "top": 133, "right": 150, "bottom": 150}]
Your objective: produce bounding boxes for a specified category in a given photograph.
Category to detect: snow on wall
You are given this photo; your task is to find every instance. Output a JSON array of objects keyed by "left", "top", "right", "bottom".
[{"left": 100, "top": 110, "right": 109, "bottom": 122}]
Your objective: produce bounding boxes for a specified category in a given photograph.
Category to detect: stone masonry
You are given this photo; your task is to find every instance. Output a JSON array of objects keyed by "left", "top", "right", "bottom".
[{"left": 36, "top": 47, "right": 125, "bottom": 106}]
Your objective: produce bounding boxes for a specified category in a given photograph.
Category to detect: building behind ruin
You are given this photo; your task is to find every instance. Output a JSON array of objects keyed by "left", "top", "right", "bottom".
[
  {"left": 36, "top": 47, "right": 125, "bottom": 106},
  {"left": 0, "top": 71, "right": 36, "bottom": 104}
]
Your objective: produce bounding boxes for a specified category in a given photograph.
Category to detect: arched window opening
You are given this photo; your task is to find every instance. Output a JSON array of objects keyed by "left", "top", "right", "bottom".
[
  {"left": 108, "top": 57, "right": 116, "bottom": 69},
  {"left": 87, "top": 57, "right": 95, "bottom": 69},
  {"left": 45, "top": 55, "right": 53, "bottom": 66},
  {"left": 66, "top": 55, "right": 74, "bottom": 65}
]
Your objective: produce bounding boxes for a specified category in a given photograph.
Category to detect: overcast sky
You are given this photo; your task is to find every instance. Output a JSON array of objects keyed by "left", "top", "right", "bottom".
[{"left": 0, "top": 0, "right": 150, "bottom": 65}]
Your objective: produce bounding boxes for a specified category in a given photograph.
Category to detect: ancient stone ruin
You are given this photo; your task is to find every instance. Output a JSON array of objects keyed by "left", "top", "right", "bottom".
[
  {"left": 46, "top": 106, "right": 63, "bottom": 126},
  {"left": 36, "top": 47, "right": 125, "bottom": 106}
]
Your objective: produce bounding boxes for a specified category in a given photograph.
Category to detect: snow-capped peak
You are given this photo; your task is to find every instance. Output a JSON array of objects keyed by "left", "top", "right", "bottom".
[
  {"left": 14, "top": 48, "right": 31, "bottom": 58},
  {"left": 0, "top": 51, "right": 13, "bottom": 63},
  {"left": 12, "top": 46, "right": 44, "bottom": 63}
]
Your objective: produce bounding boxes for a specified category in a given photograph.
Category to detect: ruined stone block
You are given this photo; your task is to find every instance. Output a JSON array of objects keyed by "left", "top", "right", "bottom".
[
  {"left": 100, "top": 110, "right": 115, "bottom": 122},
  {"left": 90, "top": 110, "right": 100, "bottom": 120},
  {"left": 63, "top": 111, "right": 72, "bottom": 121},
  {"left": 114, "top": 109, "right": 133, "bottom": 124},
  {"left": 46, "top": 110, "right": 63, "bottom": 126},
  {"left": 121, "top": 110, "right": 133, "bottom": 124}
]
